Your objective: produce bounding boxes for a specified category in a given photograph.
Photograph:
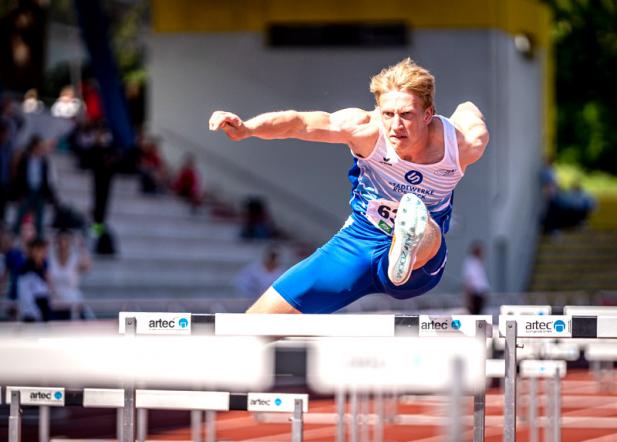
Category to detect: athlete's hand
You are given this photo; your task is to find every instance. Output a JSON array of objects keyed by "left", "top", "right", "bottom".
[{"left": 209, "top": 111, "right": 250, "bottom": 141}]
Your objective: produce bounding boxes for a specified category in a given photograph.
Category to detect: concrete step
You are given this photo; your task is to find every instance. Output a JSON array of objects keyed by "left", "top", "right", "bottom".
[
  {"left": 535, "top": 259, "right": 617, "bottom": 275},
  {"left": 81, "top": 284, "right": 237, "bottom": 300},
  {"left": 57, "top": 187, "right": 232, "bottom": 224},
  {"left": 87, "top": 252, "right": 296, "bottom": 281},
  {"left": 56, "top": 170, "right": 142, "bottom": 196},
  {"left": 81, "top": 267, "right": 236, "bottom": 286}
]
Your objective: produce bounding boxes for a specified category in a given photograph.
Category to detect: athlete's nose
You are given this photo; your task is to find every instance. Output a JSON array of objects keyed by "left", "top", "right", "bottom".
[{"left": 392, "top": 113, "right": 404, "bottom": 129}]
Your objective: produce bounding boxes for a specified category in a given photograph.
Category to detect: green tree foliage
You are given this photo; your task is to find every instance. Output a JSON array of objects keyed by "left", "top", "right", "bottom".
[{"left": 544, "top": 0, "right": 617, "bottom": 172}]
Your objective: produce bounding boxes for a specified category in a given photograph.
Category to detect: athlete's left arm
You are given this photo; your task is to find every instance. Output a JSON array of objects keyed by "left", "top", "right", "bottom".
[{"left": 450, "top": 101, "right": 490, "bottom": 171}]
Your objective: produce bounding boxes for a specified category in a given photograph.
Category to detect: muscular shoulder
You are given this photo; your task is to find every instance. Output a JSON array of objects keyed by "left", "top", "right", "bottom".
[
  {"left": 330, "top": 108, "right": 379, "bottom": 157},
  {"left": 330, "top": 108, "right": 374, "bottom": 132},
  {"left": 450, "top": 102, "right": 489, "bottom": 171}
]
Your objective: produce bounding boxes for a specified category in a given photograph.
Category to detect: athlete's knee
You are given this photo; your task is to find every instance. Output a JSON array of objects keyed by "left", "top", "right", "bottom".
[{"left": 246, "top": 286, "right": 301, "bottom": 314}]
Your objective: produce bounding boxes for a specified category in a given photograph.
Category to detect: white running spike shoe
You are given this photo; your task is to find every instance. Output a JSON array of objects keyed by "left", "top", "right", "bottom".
[{"left": 387, "top": 193, "right": 429, "bottom": 286}]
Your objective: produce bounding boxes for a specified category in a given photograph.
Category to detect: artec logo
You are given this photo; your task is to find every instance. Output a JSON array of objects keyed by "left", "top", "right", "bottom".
[
  {"left": 451, "top": 320, "right": 462, "bottom": 330},
  {"left": 553, "top": 320, "right": 566, "bottom": 333}
]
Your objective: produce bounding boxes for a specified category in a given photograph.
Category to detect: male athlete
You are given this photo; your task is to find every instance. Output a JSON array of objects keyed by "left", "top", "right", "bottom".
[{"left": 209, "top": 58, "right": 489, "bottom": 314}]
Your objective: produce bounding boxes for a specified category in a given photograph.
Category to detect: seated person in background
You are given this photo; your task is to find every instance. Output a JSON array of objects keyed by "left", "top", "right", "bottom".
[
  {"left": 543, "top": 179, "right": 596, "bottom": 233},
  {"left": 137, "top": 136, "right": 168, "bottom": 194},
  {"left": 17, "top": 237, "right": 51, "bottom": 322},
  {"left": 234, "top": 246, "right": 286, "bottom": 298},
  {"left": 22, "top": 89, "right": 44, "bottom": 114},
  {"left": 240, "top": 197, "right": 278, "bottom": 240},
  {"left": 51, "top": 85, "right": 83, "bottom": 120},
  {"left": 173, "top": 153, "right": 204, "bottom": 210},
  {"left": 48, "top": 229, "right": 92, "bottom": 320}
]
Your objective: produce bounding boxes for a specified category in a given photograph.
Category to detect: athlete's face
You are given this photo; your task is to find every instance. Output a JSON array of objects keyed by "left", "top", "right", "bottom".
[{"left": 378, "top": 90, "right": 433, "bottom": 150}]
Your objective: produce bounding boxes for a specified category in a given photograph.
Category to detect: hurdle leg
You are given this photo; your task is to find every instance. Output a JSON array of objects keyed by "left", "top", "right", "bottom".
[
  {"left": 122, "top": 317, "right": 137, "bottom": 442},
  {"left": 191, "top": 410, "right": 203, "bottom": 442},
  {"left": 9, "top": 390, "right": 22, "bottom": 442},
  {"left": 350, "top": 389, "right": 359, "bottom": 442},
  {"left": 137, "top": 408, "right": 148, "bottom": 442},
  {"left": 206, "top": 410, "right": 216, "bottom": 442},
  {"left": 550, "top": 370, "right": 561, "bottom": 442},
  {"left": 291, "top": 398, "right": 304, "bottom": 442},
  {"left": 504, "top": 320, "right": 518, "bottom": 442},
  {"left": 473, "top": 320, "right": 488, "bottom": 442},
  {"left": 528, "top": 377, "right": 538, "bottom": 442},
  {"left": 336, "top": 389, "right": 345, "bottom": 442},
  {"left": 446, "top": 357, "right": 464, "bottom": 442},
  {"left": 39, "top": 405, "right": 50, "bottom": 442},
  {"left": 373, "top": 392, "right": 384, "bottom": 442},
  {"left": 360, "top": 393, "right": 370, "bottom": 442}
]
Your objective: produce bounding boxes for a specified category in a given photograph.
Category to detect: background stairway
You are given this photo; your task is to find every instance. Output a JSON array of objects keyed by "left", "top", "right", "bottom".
[
  {"left": 52, "top": 152, "right": 297, "bottom": 315},
  {"left": 529, "top": 196, "right": 617, "bottom": 294}
]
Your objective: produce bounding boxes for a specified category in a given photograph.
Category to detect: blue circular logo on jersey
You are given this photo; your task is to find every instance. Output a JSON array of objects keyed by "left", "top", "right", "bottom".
[
  {"left": 54, "top": 391, "right": 63, "bottom": 400},
  {"left": 553, "top": 320, "right": 566, "bottom": 333},
  {"left": 274, "top": 398, "right": 282, "bottom": 406},
  {"left": 405, "top": 170, "right": 423, "bottom": 185},
  {"left": 178, "top": 318, "right": 189, "bottom": 328},
  {"left": 451, "top": 320, "right": 462, "bottom": 330}
]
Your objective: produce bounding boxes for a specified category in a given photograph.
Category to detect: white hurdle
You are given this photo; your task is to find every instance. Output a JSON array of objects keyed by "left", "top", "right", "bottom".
[
  {"left": 499, "top": 310, "right": 617, "bottom": 442},
  {"left": 2, "top": 312, "right": 493, "bottom": 442}
]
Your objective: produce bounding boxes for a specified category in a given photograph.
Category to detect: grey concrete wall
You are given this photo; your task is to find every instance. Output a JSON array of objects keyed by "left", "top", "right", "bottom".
[{"left": 147, "top": 28, "right": 544, "bottom": 294}]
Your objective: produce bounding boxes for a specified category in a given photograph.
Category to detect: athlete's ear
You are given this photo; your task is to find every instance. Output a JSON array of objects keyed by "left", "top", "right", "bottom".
[{"left": 424, "top": 105, "right": 435, "bottom": 124}]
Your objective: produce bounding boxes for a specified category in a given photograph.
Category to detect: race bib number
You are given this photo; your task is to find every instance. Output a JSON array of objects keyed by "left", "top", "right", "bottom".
[{"left": 366, "top": 199, "right": 399, "bottom": 235}]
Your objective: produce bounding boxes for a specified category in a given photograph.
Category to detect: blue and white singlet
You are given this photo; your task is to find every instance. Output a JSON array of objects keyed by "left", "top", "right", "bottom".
[{"left": 348, "top": 115, "right": 464, "bottom": 234}]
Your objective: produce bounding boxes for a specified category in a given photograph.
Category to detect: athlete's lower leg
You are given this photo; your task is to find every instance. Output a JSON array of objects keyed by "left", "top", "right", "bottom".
[{"left": 387, "top": 193, "right": 442, "bottom": 286}]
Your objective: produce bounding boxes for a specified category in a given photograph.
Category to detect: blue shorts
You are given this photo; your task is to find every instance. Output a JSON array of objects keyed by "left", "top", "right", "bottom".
[{"left": 273, "top": 213, "right": 448, "bottom": 313}]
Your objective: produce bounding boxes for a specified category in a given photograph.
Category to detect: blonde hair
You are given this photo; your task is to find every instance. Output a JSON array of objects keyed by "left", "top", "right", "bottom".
[{"left": 369, "top": 58, "right": 435, "bottom": 110}]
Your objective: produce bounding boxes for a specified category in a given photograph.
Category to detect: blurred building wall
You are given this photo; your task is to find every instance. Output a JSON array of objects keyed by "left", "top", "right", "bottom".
[{"left": 146, "top": 0, "right": 552, "bottom": 293}]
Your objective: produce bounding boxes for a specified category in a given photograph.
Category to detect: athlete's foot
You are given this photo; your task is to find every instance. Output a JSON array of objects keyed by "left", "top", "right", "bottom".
[{"left": 387, "top": 193, "right": 428, "bottom": 286}]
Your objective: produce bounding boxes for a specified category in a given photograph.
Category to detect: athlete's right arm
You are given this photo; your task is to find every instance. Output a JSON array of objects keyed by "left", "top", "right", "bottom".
[{"left": 209, "top": 109, "right": 377, "bottom": 153}]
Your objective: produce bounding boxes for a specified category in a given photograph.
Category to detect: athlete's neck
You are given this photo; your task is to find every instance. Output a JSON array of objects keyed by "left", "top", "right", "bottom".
[{"left": 395, "top": 124, "right": 432, "bottom": 163}]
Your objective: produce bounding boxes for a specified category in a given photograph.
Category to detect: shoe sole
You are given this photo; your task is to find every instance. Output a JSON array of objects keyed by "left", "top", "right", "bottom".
[{"left": 387, "top": 193, "right": 429, "bottom": 286}]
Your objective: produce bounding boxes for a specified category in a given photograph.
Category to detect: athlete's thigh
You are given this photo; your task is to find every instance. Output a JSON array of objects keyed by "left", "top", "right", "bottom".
[{"left": 273, "top": 229, "right": 378, "bottom": 313}]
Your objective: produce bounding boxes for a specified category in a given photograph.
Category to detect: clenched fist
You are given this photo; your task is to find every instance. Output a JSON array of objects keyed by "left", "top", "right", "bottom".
[{"left": 209, "top": 111, "right": 250, "bottom": 141}]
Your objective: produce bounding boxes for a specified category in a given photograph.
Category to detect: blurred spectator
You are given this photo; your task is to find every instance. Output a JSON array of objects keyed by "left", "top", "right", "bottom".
[
  {"left": 234, "top": 246, "right": 286, "bottom": 298},
  {"left": 540, "top": 155, "right": 558, "bottom": 201},
  {"left": 22, "top": 88, "right": 44, "bottom": 114},
  {"left": 48, "top": 229, "right": 92, "bottom": 320},
  {"left": 0, "top": 120, "right": 14, "bottom": 225},
  {"left": 240, "top": 197, "right": 278, "bottom": 240},
  {"left": 17, "top": 237, "right": 51, "bottom": 322},
  {"left": 81, "top": 78, "right": 103, "bottom": 123},
  {"left": 71, "top": 120, "right": 97, "bottom": 169},
  {"left": 542, "top": 179, "right": 596, "bottom": 233},
  {"left": 137, "top": 136, "right": 168, "bottom": 194},
  {"left": 173, "top": 153, "right": 204, "bottom": 211},
  {"left": 1, "top": 97, "right": 24, "bottom": 139},
  {"left": 462, "top": 241, "right": 490, "bottom": 315},
  {"left": 2, "top": 220, "right": 36, "bottom": 309},
  {"left": 12, "top": 135, "right": 57, "bottom": 237},
  {"left": 51, "top": 85, "right": 83, "bottom": 120},
  {"left": 89, "top": 124, "right": 120, "bottom": 255}
]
